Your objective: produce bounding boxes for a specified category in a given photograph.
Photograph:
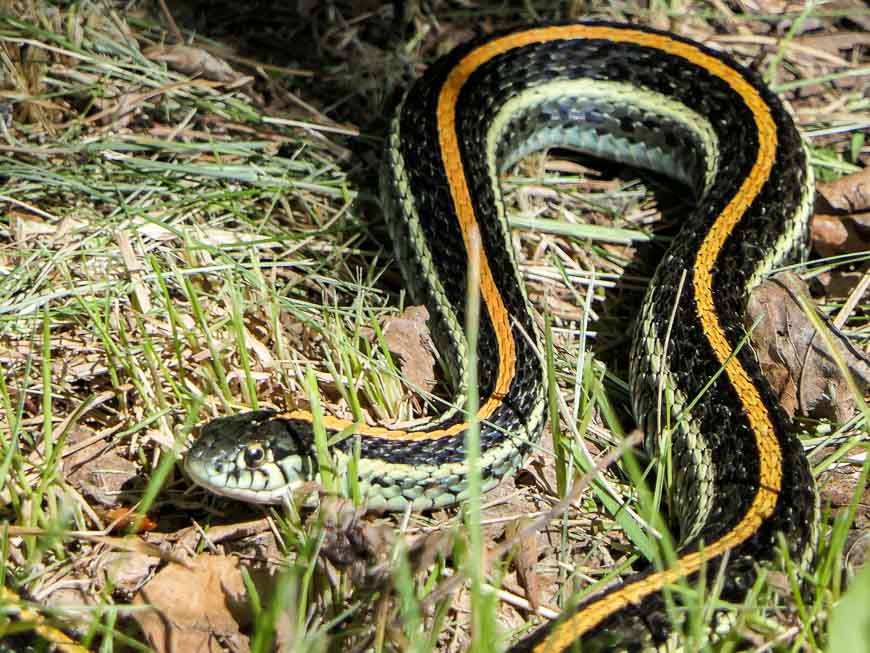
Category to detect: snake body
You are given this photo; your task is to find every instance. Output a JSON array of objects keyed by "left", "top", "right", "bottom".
[{"left": 185, "top": 22, "right": 819, "bottom": 651}]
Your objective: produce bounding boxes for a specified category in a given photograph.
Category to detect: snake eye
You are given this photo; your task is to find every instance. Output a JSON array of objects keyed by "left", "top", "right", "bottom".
[{"left": 243, "top": 443, "right": 266, "bottom": 468}]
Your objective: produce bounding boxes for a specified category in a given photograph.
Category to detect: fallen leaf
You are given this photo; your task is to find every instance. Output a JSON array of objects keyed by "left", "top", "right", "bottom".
[
  {"left": 506, "top": 518, "right": 541, "bottom": 613},
  {"left": 41, "top": 585, "right": 95, "bottom": 621},
  {"left": 812, "top": 212, "right": 870, "bottom": 257},
  {"left": 171, "top": 518, "right": 274, "bottom": 554},
  {"left": 132, "top": 554, "right": 278, "bottom": 653},
  {"left": 373, "top": 305, "right": 436, "bottom": 393},
  {"left": 816, "top": 167, "right": 870, "bottom": 214},
  {"left": 65, "top": 429, "right": 140, "bottom": 507},
  {"left": 98, "top": 550, "right": 160, "bottom": 596},
  {"left": 747, "top": 272, "right": 870, "bottom": 421}
]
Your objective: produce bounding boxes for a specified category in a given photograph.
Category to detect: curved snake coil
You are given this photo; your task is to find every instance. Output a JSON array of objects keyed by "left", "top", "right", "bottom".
[{"left": 185, "top": 22, "right": 819, "bottom": 651}]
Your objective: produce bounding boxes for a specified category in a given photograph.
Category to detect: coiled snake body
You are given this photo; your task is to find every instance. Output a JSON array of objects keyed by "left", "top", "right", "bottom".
[{"left": 185, "top": 22, "right": 819, "bottom": 651}]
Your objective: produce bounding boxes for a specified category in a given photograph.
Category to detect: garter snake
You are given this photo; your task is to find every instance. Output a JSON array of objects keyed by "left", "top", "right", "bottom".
[{"left": 184, "top": 22, "right": 819, "bottom": 651}]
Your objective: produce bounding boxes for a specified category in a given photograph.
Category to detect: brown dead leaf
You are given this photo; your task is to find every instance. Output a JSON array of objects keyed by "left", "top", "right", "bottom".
[
  {"left": 143, "top": 45, "right": 241, "bottom": 83},
  {"left": 378, "top": 305, "right": 436, "bottom": 393},
  {"left": 747, "top": 272, "right": 870, "bottom": 421},
  {"left": 65, "top": 429, "right": 140, "bottom": 507},
  {"left": 812, "top": 212, "right": 870, "bottom": 257},
  {"left": 98, "top": 550, "right": 160, "bottom": 596},
  {"left": 39, "top": 584, "right": 95, "bottom": 636},
  {"left": 506, "top": 518, "right": 541, "bottom": 613},
  {"left": 816, "top": 167, "right": 870, "bottom": 214},
  {"left": 132, "top": 554, "right": 278, "bottom": 653},
  {"left": 171, "top": 518, "right": 275, "bottom": 555}
]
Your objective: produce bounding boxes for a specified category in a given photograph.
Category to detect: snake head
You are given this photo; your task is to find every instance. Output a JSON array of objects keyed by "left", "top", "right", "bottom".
[{"left": 184, "top": 410, "right": 318, "bottom": 504}]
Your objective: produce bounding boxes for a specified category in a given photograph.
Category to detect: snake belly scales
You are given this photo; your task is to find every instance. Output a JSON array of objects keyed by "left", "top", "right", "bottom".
[{"left": 182, "top": 22, "right": 820, "bottom": 652}]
